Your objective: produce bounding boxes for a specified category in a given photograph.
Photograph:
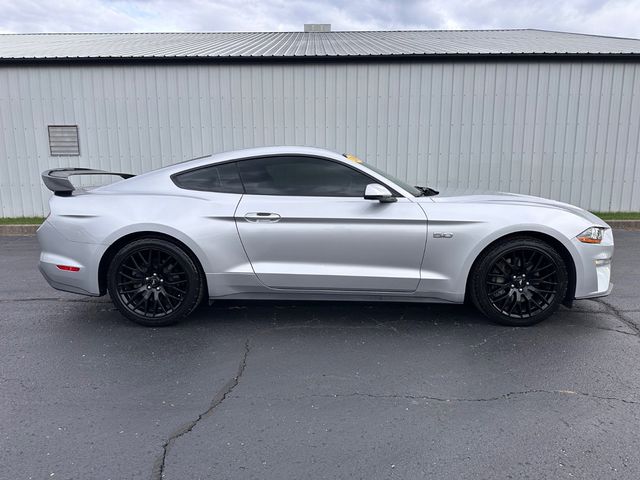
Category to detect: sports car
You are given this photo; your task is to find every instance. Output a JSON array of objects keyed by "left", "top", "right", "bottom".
[{"left": 38, "top": 146, "right": 613, "bottom": 327}]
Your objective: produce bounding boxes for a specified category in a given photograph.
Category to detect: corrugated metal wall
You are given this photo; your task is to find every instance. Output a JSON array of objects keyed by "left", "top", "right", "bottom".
[{"left": 1, "top": 60, "right": 639, "bottom": 216}]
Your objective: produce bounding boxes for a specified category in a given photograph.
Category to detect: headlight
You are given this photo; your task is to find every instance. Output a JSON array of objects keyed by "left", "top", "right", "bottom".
[{"left": 577, "top": 227, "right": 606, "bottom": 244}]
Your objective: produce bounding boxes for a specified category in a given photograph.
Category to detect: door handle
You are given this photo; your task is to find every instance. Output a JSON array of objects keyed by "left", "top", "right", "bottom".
[{"left": 244, "top": 212, "right": 281, "bottom": 223}]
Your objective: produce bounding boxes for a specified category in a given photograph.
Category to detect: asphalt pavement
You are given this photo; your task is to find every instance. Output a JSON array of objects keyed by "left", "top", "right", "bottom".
[{"left": 1, "top": 232, "right": 640, "bottom": 480}]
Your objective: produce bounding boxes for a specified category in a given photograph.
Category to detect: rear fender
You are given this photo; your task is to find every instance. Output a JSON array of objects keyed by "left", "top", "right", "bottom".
[{"left": 102, "top": 224, "right": 213, "bottom": 273}]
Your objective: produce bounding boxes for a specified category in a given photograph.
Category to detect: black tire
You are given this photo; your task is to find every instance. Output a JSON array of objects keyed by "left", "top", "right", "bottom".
[
  {"left": 469, "top": 237, "right": 568, "bottom": 326},
  {"left": 107, "top": 238, "right": 204, "bottom": 326}
]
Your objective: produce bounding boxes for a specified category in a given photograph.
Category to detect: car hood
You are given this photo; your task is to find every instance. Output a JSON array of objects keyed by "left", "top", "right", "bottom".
[{"left": 425, "top": 191, "right": 609, "bottom": 227}]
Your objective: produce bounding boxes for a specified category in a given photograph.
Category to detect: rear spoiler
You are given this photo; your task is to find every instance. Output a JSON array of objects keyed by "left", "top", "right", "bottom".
[{"left": 41, "top": 168, "right": 135, "bottom": 196}]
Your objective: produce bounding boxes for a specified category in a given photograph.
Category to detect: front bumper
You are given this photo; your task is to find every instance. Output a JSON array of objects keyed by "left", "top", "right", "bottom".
[
  {"left": 573, "top": 228, "right": 614, "bottom": 299},
  {"left": 576, "top": 282, "right": 613, "bottom": 299},
  {"left": 37, "top": 221, "right": 105, "bottom": 296}
]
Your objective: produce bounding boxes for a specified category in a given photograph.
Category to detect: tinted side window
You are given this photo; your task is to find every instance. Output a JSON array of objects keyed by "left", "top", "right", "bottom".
[
  {"left": 173, "top": 163, "right": 243, "bottom": 193},
  {"left": 237, "top": 156, "right": 372, "bottom": 196}
]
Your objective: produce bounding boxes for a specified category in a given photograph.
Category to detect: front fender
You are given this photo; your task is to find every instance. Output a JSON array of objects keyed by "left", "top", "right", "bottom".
[
  {"left": 457, "top": 223, "right": 584, "bottom": 296},
  {"left": 418, "top": 204, "right": 594, "bottom": 301}
]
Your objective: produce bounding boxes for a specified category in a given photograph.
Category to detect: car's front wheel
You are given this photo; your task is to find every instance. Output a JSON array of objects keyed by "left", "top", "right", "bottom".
[
  {"left": 469, "top": 237, "right": 568, "bottom": 326},
  {"left": 107, "top": 238, "right": 204, "bottom": 326}
]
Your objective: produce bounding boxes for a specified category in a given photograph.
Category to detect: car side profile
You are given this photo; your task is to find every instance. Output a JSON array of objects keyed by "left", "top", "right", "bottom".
[{"left": 38, "top": 146, "right": 613, "bottom": 327}]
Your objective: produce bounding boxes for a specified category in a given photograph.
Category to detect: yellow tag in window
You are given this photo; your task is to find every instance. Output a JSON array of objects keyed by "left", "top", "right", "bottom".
[{"left": 344, "top": 154, "right": 363, "bottom": 163}]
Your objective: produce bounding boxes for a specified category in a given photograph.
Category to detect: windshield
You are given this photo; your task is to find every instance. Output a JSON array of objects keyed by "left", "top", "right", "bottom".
[{"left": 358, "top": 161, "right": 422, "bottom": 197}]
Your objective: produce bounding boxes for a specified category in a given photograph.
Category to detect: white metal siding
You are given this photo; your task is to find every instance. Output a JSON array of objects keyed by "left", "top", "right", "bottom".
[{"left": 1, "top": 61, "right": 639, "bottom": 216}]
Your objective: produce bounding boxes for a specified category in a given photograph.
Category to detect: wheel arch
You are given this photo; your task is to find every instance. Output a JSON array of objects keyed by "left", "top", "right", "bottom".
[
  {"left": 464, "top": 230, "right": 577, "bottom": 307},
  {"left": 98, "top": 231, "right": 208, "bottom": 296}
]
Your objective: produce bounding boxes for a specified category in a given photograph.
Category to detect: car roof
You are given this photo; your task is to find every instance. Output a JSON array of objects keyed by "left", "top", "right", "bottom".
[
  {"left": 97, "top": 145, "right": 414, "bottom": 196},
  {"left": 172, "top": 146, "right": 348, "bottom": 172},
  {"left": 105, "top": 146, "right": 347, "bottom": 185}
]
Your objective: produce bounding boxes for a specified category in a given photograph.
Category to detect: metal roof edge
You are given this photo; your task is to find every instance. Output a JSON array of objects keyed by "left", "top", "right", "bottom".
[
  {"left": 2, "top": 51, "right": 640, "bottom": 65},
  {"left": 0, "top": 28, "right": 534, "bottom": 36}
]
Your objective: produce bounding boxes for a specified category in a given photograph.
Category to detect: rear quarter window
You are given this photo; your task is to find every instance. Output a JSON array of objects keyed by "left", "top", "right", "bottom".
[{"left": 172, "top": 163, "right": 244, "bottom": 193}]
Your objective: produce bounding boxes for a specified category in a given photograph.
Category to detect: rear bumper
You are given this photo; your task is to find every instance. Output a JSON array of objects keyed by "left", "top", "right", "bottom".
[
  {"left": 37, "top": 221, "right": 105, "bottom": 296},
  {"left": 38, "top": 264, "right": 100, "bottom": 296}
]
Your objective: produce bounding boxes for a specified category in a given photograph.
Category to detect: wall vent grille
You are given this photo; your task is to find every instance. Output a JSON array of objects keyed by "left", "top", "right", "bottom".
[{"left": 48, "top": 125, "right": 79, "bottom": 156}]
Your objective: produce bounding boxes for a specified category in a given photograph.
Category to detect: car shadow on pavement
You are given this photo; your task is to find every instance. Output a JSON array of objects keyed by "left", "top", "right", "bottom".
[
  {"left": 183, "top": 299, "right": 492, "bottom": 329},
  {"left": 68, "top": 294, "right": 631, "bottom": 335}
]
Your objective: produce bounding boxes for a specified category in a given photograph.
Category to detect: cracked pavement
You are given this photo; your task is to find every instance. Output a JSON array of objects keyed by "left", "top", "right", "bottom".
[{"left": 1, "top": 231, "right": 640, "bottom": 479}]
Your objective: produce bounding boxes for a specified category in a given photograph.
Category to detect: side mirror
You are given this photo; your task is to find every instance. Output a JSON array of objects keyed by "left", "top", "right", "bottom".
[{"left": 364, "top": 183, "right": 397, "bottom": 203}]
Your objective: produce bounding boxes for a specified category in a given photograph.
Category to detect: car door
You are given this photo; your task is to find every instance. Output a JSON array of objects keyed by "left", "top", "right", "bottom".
[{"left": 234, "top": 155, "right": 427, "bottom": 292}]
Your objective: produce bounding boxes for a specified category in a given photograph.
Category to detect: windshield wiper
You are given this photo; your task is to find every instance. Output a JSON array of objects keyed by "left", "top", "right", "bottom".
[{"left": 415, "top": 185, "right": 439, "bottom": 197}]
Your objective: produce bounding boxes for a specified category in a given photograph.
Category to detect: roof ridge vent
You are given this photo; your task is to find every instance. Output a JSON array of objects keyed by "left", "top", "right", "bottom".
[{"left": 304, "top": 24, "right": 331, "bottom": 32}]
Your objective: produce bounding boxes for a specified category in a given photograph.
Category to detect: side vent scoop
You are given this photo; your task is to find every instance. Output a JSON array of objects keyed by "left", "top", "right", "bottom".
[{"left": 41, "top": 168, "right": 135, "bottom": 196}]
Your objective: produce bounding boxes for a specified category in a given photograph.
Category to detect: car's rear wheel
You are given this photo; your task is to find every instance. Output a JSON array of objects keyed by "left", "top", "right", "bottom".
[
  {"left": 469, "top": 237, "right": 568, "bottom": 326},
  {"left": 107, "top": 238, "right": 203, "bottom": 326}
]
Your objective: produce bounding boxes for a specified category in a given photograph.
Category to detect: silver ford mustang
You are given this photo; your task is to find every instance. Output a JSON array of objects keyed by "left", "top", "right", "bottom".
[{"left": 38, "top": 146, "right": 613, "bottom": 327}]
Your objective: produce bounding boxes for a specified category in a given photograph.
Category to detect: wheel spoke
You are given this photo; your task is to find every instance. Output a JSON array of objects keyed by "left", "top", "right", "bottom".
[
  {"left": 120, "top": 263, "right": 140, "bottom": 273},
  {"left": 529, "top": 294, "right": 544, "bottom": 311},
  {"left": 130, "top": 254, "right": 143, "bottom": 272},
  {"left": 163, "top": 290, "right": 182, "bottom": 300},
  {"left": 522, "top": 296, "right": 531, "bottom": 317},
  {"left": 494, "top": 260, "right": 510, "bottom": 277},
  {"left": 142, "top": 294, "right": 151, "bottom": 316},
  {"left": 530, "top": 289, "right": 551, "bottom": 306},
  {"left": 491, "top": 292, "right": 510, "bottom": 302},
  {"left": 165, "top": 282, "right": 187, "bottom": 291},
  {"left": 536, "top": 271, "right": 557, "bottom": 281},
  {"left": 157, "top": 293, "right": 168, "bottom": 314},
  {"left": 532, "top": 288, "right": 556, "bottom": 294},
  {"left": 514, "top": 298, "right": 522, "bottom": 317},
  {"left": 119, "top": 272, "right": 142, "bottom": 282},
  {"left": 158, "top": 255, "right": 174, "bottom": 270},
  {"left": 532, "top": 263, "right": 555, "bottom": 276},
  {"left": 131, "top": 292, "right": 148, "bottom": 310},
  {"left": 531, "top": 253, "right": 544, "bottom": 273},
  {"left": 162, "top": 292, "right": 176, "bottom": 310},
  {"left": 120, "top": 286, "right": 145, "bottom": 294},
  {"left": 505, "top": 296, "right": 518, "bottom": 315}
]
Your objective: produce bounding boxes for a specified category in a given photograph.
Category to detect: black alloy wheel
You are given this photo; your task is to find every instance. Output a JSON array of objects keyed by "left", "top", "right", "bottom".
[
  {"left": 107, "top": 238, "right": 203, "bottom": 326},
  {"left": 470, "top": 237, "right": 568, "bottom": 326}
]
